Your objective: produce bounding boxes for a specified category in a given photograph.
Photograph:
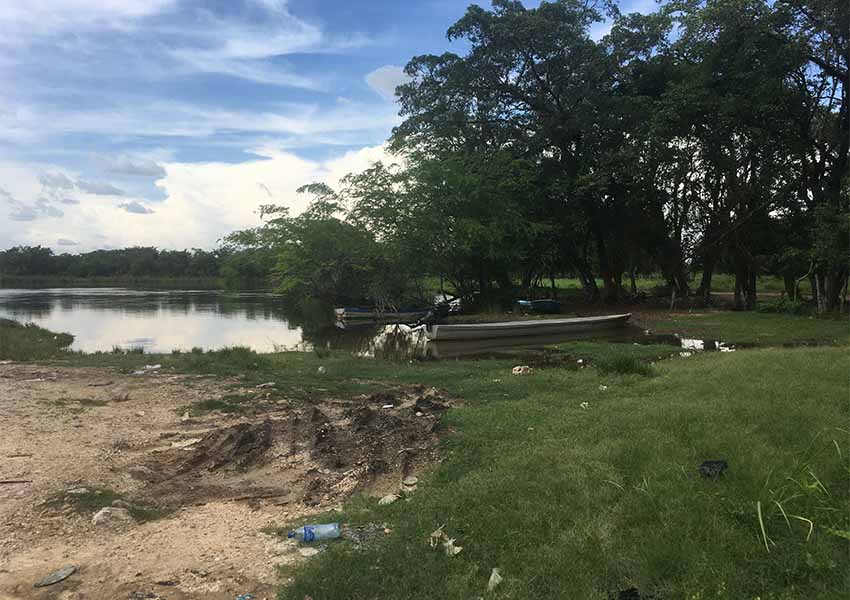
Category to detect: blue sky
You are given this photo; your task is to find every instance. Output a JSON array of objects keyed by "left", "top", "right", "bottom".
[{"left": 0, "top": 0, "right": 655, "bottom": 252}]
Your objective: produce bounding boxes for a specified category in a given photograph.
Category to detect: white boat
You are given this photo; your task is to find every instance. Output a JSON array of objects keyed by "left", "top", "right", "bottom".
[{"left": 425, "top": 313, "right": 631, "bottom": 341}]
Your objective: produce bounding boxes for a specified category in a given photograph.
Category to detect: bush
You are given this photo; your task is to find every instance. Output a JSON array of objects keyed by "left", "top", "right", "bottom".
[
  {"left": 594, "top": 354, "right": 655, "bottom": 377},
  {"left": 756, "top": 298, "right": 805, "bottom": 315}
]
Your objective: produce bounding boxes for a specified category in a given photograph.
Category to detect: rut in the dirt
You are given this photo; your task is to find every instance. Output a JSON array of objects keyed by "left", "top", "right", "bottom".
[{"left": 130, "top": 386, "right": 452, "bottom": 510}]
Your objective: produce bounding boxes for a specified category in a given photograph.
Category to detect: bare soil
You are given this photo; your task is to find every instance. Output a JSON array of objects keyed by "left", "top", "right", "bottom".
[{"left": 0, "top": 363, "right": 450, "bottom": 600}]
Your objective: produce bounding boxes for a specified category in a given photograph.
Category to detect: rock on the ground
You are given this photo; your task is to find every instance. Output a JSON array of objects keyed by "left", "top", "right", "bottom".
[
  {"left": 91, "top": 507, "right": 133, "bottom": 526},
  {"left": 378, "top": 494, "right": 399, "bottom": 506}
]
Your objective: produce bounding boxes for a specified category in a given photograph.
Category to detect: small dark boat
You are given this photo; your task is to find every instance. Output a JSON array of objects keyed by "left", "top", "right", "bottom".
[
  {"left": 516, "top": 299, "right": 561, "bottom": 314},
  {"left": 335, "top": 307, "right": 431, "bottom": 321}
]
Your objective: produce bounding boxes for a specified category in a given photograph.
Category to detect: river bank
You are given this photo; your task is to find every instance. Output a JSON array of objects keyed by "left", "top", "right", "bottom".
[{"left": 0, "top": 314, "right": 847, "bottom": 599}]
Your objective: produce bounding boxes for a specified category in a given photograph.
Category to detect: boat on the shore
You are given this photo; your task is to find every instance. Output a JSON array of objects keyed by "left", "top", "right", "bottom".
[
  {"left": 425, "top": 313, "right": 631, "bottom": 341},
  {"left": 335, "top": 307, "right": 431, "bottom": 321},
  {"left": 516, "top": 299, "right": 561, "bottom": 314}
]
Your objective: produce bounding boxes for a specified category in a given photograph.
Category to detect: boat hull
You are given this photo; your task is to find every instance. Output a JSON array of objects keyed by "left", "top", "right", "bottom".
[
  {"left": 426, "top": 313, "right": 631, "bottom": 341},
  {"left": 335, "top": 308, "right": 430, "bottom": 321}
]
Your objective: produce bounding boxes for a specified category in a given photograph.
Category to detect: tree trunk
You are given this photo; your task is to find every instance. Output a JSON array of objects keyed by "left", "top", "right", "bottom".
[
  {"left": 696, "top": 252, "right": 717, "bottom": 304},
  {"left": 783, "top": 273, "right": 797, "bottom": 300}
]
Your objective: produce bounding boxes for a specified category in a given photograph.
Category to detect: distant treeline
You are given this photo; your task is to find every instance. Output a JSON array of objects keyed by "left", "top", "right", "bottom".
[{"left": 0, "top": 245, "right": 271, "bottom": 289}]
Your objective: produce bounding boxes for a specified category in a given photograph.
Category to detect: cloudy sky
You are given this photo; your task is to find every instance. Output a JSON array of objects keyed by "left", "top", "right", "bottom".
[{"left": 0, "top": 0, "right": 654, "bottom": 253}]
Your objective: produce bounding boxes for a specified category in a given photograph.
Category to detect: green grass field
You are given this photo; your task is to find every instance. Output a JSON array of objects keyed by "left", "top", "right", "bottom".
[{"left": 2, "top": 313, "right": 847, "bottom": 599}]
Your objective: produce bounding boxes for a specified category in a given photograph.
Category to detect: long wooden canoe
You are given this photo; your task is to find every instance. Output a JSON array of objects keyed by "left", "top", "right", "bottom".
[{"left": 425, "top": 313, "right": 631, "bottom": 341}]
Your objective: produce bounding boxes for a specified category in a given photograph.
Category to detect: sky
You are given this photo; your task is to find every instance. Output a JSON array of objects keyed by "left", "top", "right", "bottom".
[{"left": 0, "top": 0, "right": 656, "bottom": 253}]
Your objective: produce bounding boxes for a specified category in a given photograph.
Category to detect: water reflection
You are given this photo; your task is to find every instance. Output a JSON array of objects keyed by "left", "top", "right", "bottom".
[
  {"left": 0, "top": 288, "right": 737, "bottom": 357},
  {"left": 0, "top": 288, "right": 309, "bottom": 353}
]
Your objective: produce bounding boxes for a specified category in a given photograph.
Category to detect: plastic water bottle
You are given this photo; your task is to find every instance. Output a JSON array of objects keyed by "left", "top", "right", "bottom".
[{"left": 287, "top": 523, "right": 341, "bottom": 542}]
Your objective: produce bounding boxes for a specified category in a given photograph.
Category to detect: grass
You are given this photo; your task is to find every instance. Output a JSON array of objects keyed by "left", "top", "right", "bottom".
[
  {"left": 552, "top": 273, "right": 811, "bottom": 297},
  {"left": 43, "top": 486, "right": 173, "bottom": 523},
  {"left": 644, "top": 311, "right": 849, "bottom": 345},
  {"left": 0, "top": 318, "right": 74, "bottom": 360},
  {"left": 275, "top": 346, "right": 848, "bottom": 600}
]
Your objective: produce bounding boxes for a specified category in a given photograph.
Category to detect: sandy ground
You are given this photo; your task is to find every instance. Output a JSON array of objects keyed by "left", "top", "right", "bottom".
[{"left": 0, "top": 363, "right": 448, "bottom": 600}]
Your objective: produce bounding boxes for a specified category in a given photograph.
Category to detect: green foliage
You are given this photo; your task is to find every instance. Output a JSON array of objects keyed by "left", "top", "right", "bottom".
[
  {"left": 594, "top": 354, "right": 656, "bottom": 377},
  {"left": 0, "top": 318, "right": 74, "bottom": 360},
  {"left": 756, "top": 298, "right": 806, "bottom": 315}
]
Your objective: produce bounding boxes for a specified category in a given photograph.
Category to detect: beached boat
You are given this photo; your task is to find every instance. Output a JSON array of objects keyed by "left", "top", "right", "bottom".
[
  {"left": 516, "top": 299, "right": 561, "bottom": 314},
  {"left": 335, "top": 307, "right": 431, "bottom": 321},
  {"left": 425, "top": 313, "right": 631, "bottom": 341}
]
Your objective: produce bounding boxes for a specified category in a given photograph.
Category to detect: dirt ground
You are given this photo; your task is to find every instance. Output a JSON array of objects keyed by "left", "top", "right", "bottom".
[{"left": 0, "top": 363, "right": 450, "bottom": 600}]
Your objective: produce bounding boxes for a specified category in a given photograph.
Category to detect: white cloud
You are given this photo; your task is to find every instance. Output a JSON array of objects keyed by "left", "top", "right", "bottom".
[
  {"left": 0, "top": 145, "right": 397, "bottom": 252},
  {"left": 118, "top": 200, "right": 154, "bottom": 214},
  {"left": 0, "top": 96, "right": 401, "bottom": 143},
  {"left": 0, "top": 1, "right": 174, "bottom": 35},
  {"left": 365, "top": 65, "right": 411, "bottom": 101},
  {"left": 100, "top": 154, "right": 166, "bottom": 177},
  {"left": 77, "top": 180, "right": 125, "bottom": 196},
  {"left": 57, "top": 238, "right": 78, "bottom": 246}
]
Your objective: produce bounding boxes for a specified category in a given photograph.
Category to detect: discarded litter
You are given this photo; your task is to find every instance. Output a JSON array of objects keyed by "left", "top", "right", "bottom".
[
  {"left": 680, "top": 351, "right": 693, "bottom": 358},
  {"left": 317, "top": 366, "right": 326, "bottom": 374},
  {"left": 91, "top": 506, "right": 133, "bottom": 526},
  {"left": 698, "top": 459, "right": 728, "bottom": 479},
  {"left": 580, "top": 402, "right": 589, "bottom": 410},
  {"left": 378, "top": 494, "right": 399, "bottom": 506},
  {"left": 256, "top": 382, "right": 275, "bottom": 389},
  {"left": 598, "top": 385, "right": 609, "bottom": 391},
  {"left": 132, "top": 364, "right": 161, "bottom": 376},
  {"left": 487, "top": 568, "right": 503, "bottom": 592},
  {"left": 235, "top": 595, "right": 256, "bottom": 600},
  {"left": 34, "top": 565, "right": 76, "bottom": 587},
  {"left": 511, "top": 365, "right": 532, "bottom": 376},
  {"left": 288, "top": 523, "right": 341, "bottom": 542},
  {"left": 428, "top": 525, "right": 463, "bottom": 556},
  {"left": 381, "top": 404, "right": 394, "bottom": 409}
]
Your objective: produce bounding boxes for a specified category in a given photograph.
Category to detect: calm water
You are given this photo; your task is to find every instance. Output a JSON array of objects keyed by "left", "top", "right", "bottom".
[
  {"left": 0, "top": 288, "right": 322, "bottom": 353},
  {"left": 0, "top": 288, "right": 730, "bottom": 357}
]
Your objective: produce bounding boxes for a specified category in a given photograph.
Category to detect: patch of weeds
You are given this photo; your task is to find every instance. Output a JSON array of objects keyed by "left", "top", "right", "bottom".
[
  {"left": 77, "top": 398, "right": 108, "bottom": 407},
  {"left": 0, "top": 318, "right": 74, "bottom": 360},
  {"left": 186, "top": 392, "right": 259, "bottom": 415},
  {"left": 594, "top": 354, "right": 655, "bottom": 377},
  {"left": 43, "top": 487, "right": 174, "bottom": 523}
]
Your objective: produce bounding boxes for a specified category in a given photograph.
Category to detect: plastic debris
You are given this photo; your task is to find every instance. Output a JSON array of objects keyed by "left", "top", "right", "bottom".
[
  {"left": 680, "top": 351, "right": 693, "bottom": 358},
  {"left": 443, "top": 537, "right": 463, "bottom": 556},
  {"left": 428, "top": 525, "right": 463, "bottom": 556},
  {"left": 236, "top": 595, "right": 256, "bottom": 600},
  {"left": 317, "top": 366, "right": 326, "bottom": 374},
  {"left": 511, "top": 365, "right": 532, "bottom": 376},
  {"left": 256, "top": 382, "right": 275, "bottom": 389},
  {"left": 288, "top": 523, "right": 341, "bottom": 542},
  {"left": 34, "top": 565, "right": 76, "bottom": 587},
  {"left": 487, "top": 568, "right": 503, "bottom": 592},
  {"left": 428, "top": 525, "right": 445, "bottom": 548},
  {"left": 580, "top": 402, "right": 589, "bottom": 410},
  {"left": 378, "top": 494, "right": 399, "bottom": 506},
  {"left": 698, "top": 459, "right": 728, "bottom": 479},
  {"left": 382, "top": 404, "right": 394, "bottom": 409},
  {"left": 131, "top": 364, "right": 161, "bottom": 376},
  {"left": 598, "top": 385, "right": 609, "bottom": 391}
]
